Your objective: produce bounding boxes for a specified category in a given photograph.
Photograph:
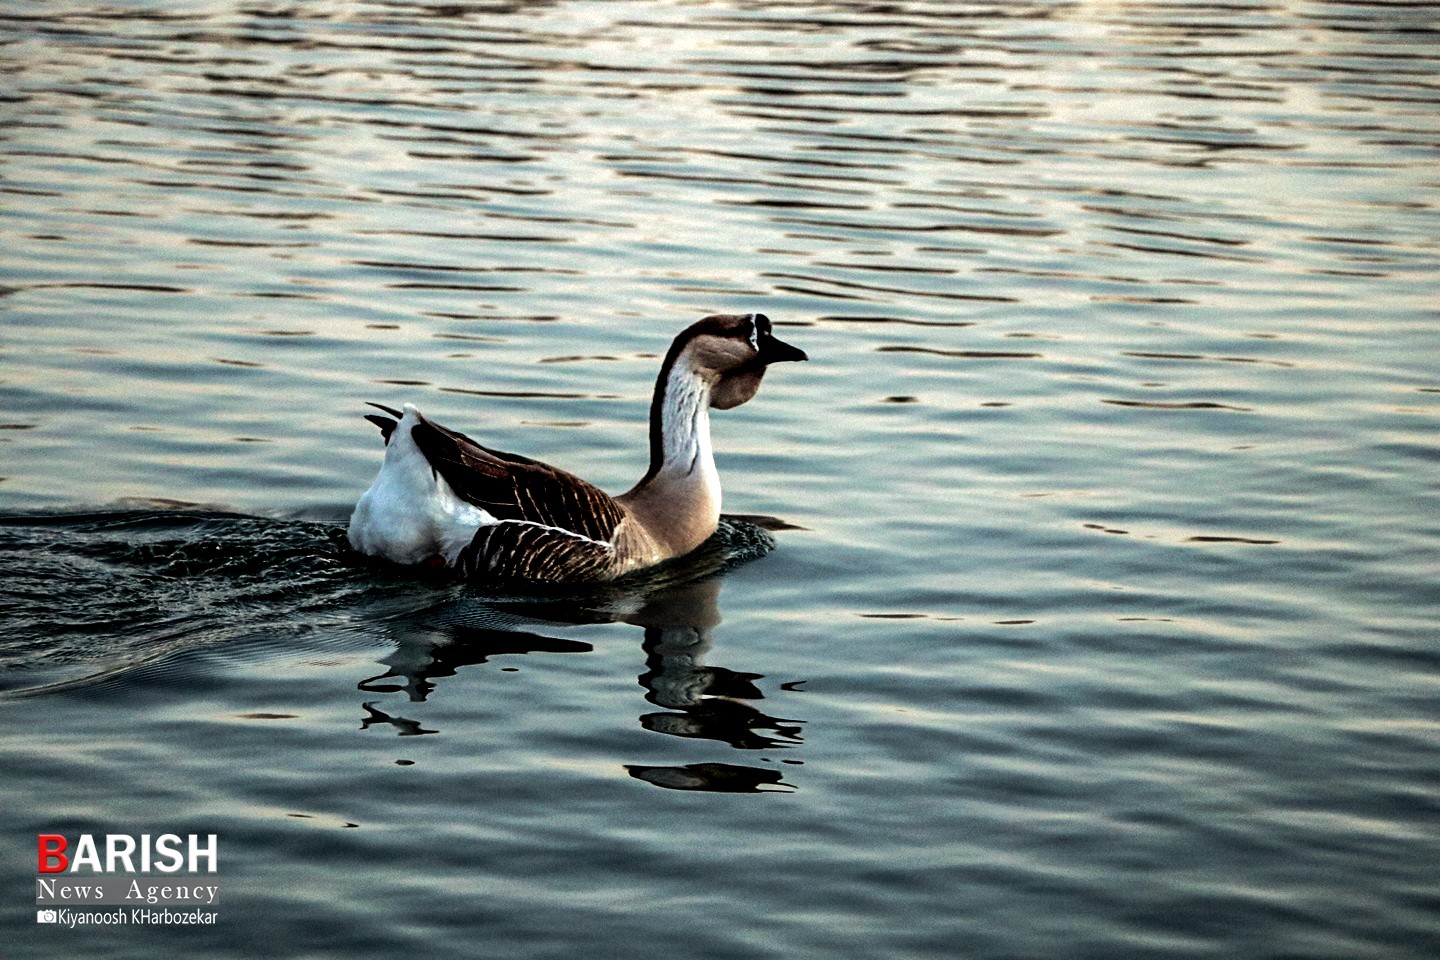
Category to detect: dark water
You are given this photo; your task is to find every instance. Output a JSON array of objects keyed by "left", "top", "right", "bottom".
[{"left": 2, "top": 2, "right": 1438, "bottom": 957}]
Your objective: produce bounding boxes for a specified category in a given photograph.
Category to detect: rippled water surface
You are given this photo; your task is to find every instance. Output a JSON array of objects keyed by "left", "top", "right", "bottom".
[{"left": 2, "top": 2, "right": 1438, "bottom": 957}]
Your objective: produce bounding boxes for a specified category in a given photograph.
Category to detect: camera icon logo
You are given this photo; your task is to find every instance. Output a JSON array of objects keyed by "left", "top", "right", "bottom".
[{"left": 37, "top": 909, "right": 58, "bottom": 923}]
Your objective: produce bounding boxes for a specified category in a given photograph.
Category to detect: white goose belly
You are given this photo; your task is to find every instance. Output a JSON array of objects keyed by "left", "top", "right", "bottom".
[{"left": 346, "top": 407, "right": 494, "bottom": 565}]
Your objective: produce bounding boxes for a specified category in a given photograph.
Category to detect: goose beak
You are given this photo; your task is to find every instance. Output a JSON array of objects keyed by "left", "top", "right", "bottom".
[{"left": 757, "top": 329, "right": 808, "bottom": 365}]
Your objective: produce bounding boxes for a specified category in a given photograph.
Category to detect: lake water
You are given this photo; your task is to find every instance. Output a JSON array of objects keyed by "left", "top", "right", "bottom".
[{"left": 2, "top": 1, "right": 1438, "bottom": 957}]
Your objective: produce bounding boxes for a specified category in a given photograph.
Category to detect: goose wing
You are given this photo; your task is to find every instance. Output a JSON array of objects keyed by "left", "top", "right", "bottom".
[
  {"left": 407, "top": 412, "right": 626, "bottom": 544},
  {"left": 455, "top": 522, "right": 614, "bottom": 582}
]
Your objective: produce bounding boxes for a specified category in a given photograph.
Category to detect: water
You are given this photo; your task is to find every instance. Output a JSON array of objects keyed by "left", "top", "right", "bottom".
[{"left": 2, "top": 1, "right": 1438, "bottom": 956}]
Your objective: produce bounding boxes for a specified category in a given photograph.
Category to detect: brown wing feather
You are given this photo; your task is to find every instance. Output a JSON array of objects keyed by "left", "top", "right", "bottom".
[
  {"left": 409, "top": 414, "right": 625, "bottom": 543},
  {"left": 457, "top": 521, "right": 615, "bottom": 583}
]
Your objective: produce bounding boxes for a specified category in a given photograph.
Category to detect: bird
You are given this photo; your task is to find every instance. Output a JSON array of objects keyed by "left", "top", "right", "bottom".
[{"left": 347, "top": 313, "right": 807, "bottom": 582}]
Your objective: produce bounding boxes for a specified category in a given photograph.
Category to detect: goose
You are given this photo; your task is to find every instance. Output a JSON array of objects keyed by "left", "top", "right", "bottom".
[{"left": 347, "top": 313, "right": 807, "bottom": 582}]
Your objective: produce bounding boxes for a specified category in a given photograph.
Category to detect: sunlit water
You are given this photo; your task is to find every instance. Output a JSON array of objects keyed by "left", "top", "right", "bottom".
[{"left": 2, "top": 2, "right": 1437, "bottom": 957}]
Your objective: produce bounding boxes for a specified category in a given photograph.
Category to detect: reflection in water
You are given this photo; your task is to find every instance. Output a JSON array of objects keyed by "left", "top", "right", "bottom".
[
  {"left": 0, "top": 509, "right": 800, "bottom": 791},
  {"left": 359, "top": 626, "right": 594, "bottom": 703},
  {"left": 626, "top": 762, "right": 791, "bottom": 794},
  {"left": 362, "top": 572, "right": 802, "bottom": 793},
  {"left": 360, "top": 701, "right": 436, "bottom": 738},
  {"left": 634, "top": 578, "right": 804, "bottom": 753}
]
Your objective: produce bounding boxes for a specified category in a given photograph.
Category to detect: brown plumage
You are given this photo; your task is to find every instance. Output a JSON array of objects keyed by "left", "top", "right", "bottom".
[{"left": 410, "top": 416, "right": 625, "bottom": 544}]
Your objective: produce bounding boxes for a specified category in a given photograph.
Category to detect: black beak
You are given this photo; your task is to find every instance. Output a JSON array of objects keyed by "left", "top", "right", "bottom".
[{"left": 757, "top": 328, "right": 808, "bottom": 365}]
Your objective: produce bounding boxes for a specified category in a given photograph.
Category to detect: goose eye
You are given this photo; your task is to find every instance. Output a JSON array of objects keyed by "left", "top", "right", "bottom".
[{"left": 751, "top": 313, "right": 774, "bottom": 346}]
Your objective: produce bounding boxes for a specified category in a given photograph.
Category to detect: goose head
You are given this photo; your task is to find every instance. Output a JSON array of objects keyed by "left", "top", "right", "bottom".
[
  {"left": 626, "top": 313, "right": 807, "bottom": 547},
  {"left": 668, "top": 313, "right": 808, "bottom": 410}
]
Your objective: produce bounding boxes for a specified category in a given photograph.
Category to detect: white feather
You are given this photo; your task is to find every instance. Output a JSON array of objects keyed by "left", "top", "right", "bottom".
[
  {"left": 658, "top": 355, "right": 720, "bottom": 503},
  {"left": 347, "top": 405, "right": 495, "bottom": 564}
]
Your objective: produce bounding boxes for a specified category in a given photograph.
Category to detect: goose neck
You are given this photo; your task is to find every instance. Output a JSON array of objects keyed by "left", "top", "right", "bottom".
[{"left": 650, "top": 357, "right": 714, "bottom": 480}]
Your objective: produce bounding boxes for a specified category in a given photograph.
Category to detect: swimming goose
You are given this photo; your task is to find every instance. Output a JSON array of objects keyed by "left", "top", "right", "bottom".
[{"left": 347, "top": 313, "right": 807, "bottom": 582}]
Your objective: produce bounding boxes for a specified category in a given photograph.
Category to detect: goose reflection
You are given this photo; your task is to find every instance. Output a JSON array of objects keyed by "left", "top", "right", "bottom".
[
  {"left": 355, "top": 519, "right": 804, "bottom": 793},
  {"left": 631, "top": 578, "right": 804, "bottom": 753},
  {"left": 358, "top": 624, "right": 593, "bottom": 704}
]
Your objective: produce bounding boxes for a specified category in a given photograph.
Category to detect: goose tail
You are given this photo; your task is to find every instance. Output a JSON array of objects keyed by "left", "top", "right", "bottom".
[{"left": 363, "top": 402, "right": 405, "bottom": 444}]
